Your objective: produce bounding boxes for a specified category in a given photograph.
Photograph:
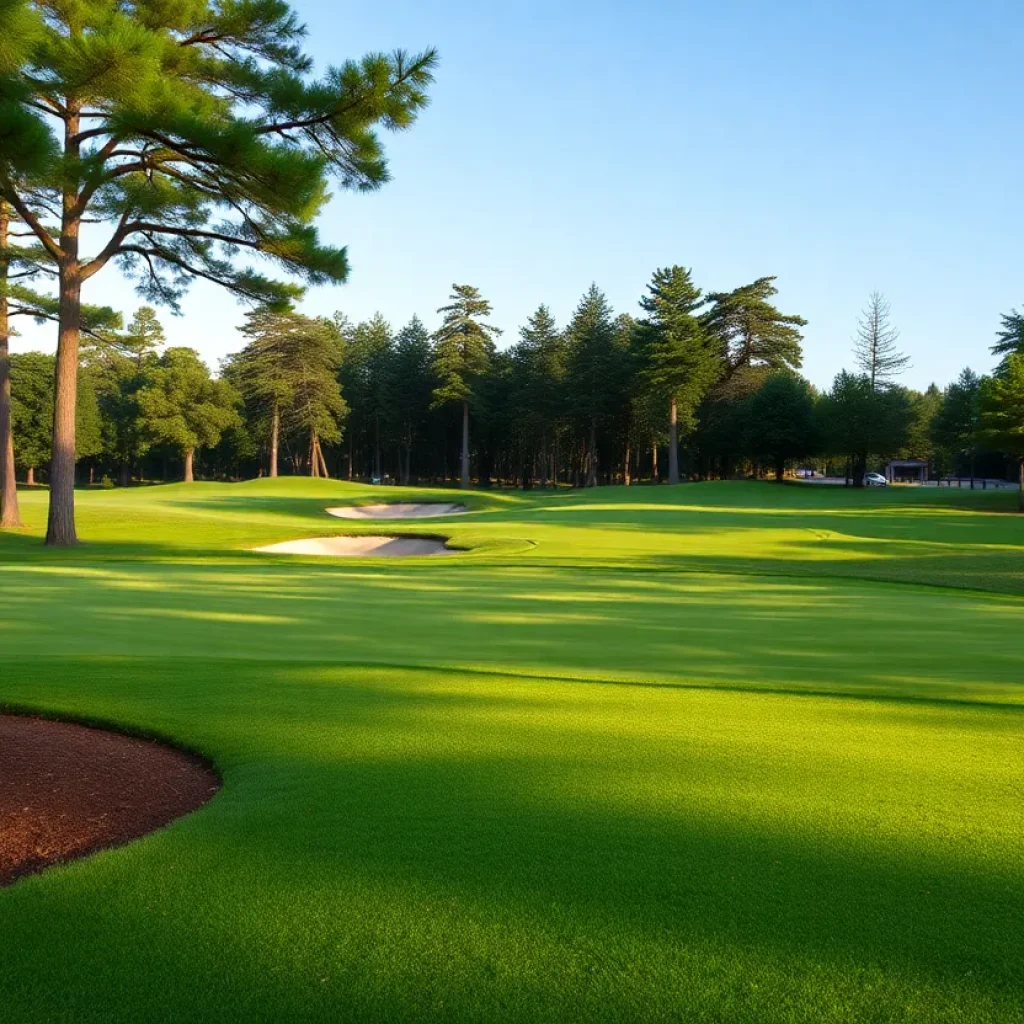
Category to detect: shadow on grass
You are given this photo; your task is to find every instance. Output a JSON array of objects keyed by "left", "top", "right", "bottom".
[{"left": 1, "top": 658, "right": 1021, "bottom": 1023}]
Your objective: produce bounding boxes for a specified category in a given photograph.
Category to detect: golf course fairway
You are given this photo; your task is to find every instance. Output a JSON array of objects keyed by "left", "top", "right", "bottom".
[{"left": 0, "top": 479, "right": 1021, "bottom": 1023}]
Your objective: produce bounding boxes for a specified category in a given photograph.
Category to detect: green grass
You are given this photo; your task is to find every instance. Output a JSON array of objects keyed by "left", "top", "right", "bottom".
[{"left": 1, "top": 480, "right": 1022, "bottom": 1022}]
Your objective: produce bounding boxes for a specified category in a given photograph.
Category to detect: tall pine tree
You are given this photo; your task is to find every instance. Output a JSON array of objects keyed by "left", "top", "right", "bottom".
[
  {"left": 431, "top": 285, "right": 501, "bottom": 488},
  {"left": 0, "top": 0, "right": 436, "bottom": 543},
  {"left": 566, "top": 284, "right": 618, "bottom": 487},
  {"left": 638, "top": 266, "right": 719, "bottom": 484}
]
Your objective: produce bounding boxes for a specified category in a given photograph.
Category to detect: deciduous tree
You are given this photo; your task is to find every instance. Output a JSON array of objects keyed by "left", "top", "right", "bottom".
[{"left": 137, "top": 348, "right": 238, "bottom": 482}]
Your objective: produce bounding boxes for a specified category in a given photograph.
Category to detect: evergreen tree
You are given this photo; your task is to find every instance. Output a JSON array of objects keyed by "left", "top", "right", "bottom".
[
  {"left": 818, "top": 371, "right": 913, "bottom": 486},
  {"left": 286, "top": 320, "right": 347, "bottom": 478},
  {"left": 0, "top": 1, "right": 436, "bottom": 543},
  {"left": 932, "top": 369, "right": 981, "bottom": 480},
  {"left": 118, "top": 307, "right": 166, "bottom": 364},
  {"left": 233, "top": 307, "right": 341, "bottom": 477},
  {"left": 991, "top": 309, "right": 1024, "bottom": 372},
  {"left": 703, "top": 276, "right": 806, "bottom": 375},
  {"left": 350, "top": 314, "right": 394, "bottom": 480},
  {"left": 853, "top": 292, "right": 909, "bottom": 389},
  {"left": 137, "top": 348, "right": 239, "bottom": 482},
  {"left": 431, "top": 285, "right": 501, "bottom": 488},
  {"left": 512, "top": 305, "right": 566, "bottom": 488},
  {"left": 744, "top": 372, "right": 818, "bottom": 481},
  {"left": 979, "top": 353, "right": 1024, "bottom": 510},
  {"left": 638, "top": 266, "right": 719, "bottom": 484},
  {"left": 565, "top": 285, "right": 619, "bottom": 487},
  {"left": 390, "top": 316, "right": 433, "bottom": 484},
  {"left": 904, "top": 384, "right": 941, "bottom": 466}
]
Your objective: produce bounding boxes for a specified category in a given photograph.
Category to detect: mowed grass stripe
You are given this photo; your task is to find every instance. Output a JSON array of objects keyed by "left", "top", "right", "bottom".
[{"left": 0, "top": 480, "right": 1022, "bottom": 1022}]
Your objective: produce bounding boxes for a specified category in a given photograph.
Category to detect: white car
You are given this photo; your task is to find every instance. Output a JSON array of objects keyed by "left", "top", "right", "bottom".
[{"left": 863, "top": 472, "right": 887, "bottom": 487}]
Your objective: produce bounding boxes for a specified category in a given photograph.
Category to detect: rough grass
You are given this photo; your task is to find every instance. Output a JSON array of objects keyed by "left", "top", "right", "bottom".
[{"left": 0, "top": 480, "right": 1022, "bottom": 1023}]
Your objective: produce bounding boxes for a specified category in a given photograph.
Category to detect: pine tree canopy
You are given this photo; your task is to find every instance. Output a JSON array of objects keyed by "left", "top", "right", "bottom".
[
  {"left": 431, "top": 284, "right": 500, "bottom": 409},
  {"left": 979, "top": 353, "right": 1024, "bottom": 458},
  {"left": 233, "top": 305, "right": 344, "bottom": 441},
  {"left": 703, "top": 276, "right": 806, "bottom": 373},
  {"left": 639, "top": 266, "right": 720, "bottom": 432},
  {"left": 992, "top": 309, "right": 1024, "bottom": 367},
  {"left": 566, "top": 283, "right": 619, "bottom": 425},
  {"left": 0, "top": 0, "right": 438, "bottom": 307}
]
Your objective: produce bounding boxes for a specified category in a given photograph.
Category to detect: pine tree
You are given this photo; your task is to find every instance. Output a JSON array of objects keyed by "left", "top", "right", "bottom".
[
  {"left": 513, "top": 305, "right": 566, "bottom": 488},
  {"left": 703, "top": 276, "right": 806, "bottom": 375},
  {"left": 932, "top": 369, "right": 980, "bottom": 480},
  {"left": 979, "top": 354, "right": 1024, "bottom": 511},
  {"left": 0, "top": 1, "right": 436, "bottom": 543},
  {"left": 431, "top": 285, "right": 501, "bottom": 488},
  {"left": 991, "top": 309, "right": 1024, "bottom": 372},
  {"left": 119, "top": 307, "right": 166, "bottom": 364},
  {"left": 638, "top": 266, "right": 720, "bottom": 484},
  {"left": 853, "top": 292, "right": 909, "bottom": 390},
  {"left": 233, "top": 308, "right": 343, "bottom": 477},
  {"left": 137, "top": 348, "right": 239, "bottom": 482},
  {"left": 390, "top": 317, "right": 433, "bottom": 484},
  {"left": 565, "top": 285, "right": 621, "bottom": 487}
]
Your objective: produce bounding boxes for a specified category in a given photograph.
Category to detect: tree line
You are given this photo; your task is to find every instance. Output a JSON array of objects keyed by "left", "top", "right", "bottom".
[{"left": 3, "top": 277, "right": 1024, "bottom": 526}]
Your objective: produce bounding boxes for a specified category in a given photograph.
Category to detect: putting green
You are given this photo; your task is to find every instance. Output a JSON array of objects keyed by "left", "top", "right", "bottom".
[{"left": 0, "top": 480, "right": 1021, "bottom": 1023}]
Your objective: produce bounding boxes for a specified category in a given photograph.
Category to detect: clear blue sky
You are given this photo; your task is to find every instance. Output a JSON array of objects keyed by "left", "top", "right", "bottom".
[{"left": 15, "top": 0, "right": 1024, "bottom": 388}]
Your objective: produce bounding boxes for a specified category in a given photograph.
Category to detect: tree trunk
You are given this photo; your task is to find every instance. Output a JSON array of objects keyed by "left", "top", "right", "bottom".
[
  {"left": 27, "top": 467, "right": 35, "bottom": 486},
  {"left": 775, "top": 455, "right": 786, "bottom": 482},
  {"left": 668, "top": 397, "right": 680, "bottom": 485},
  {"left": 460, "top": 401, "right": 470, "bottom": 489},
  {"left": 0, "top": 210, "right": 23, "bottom": 527},
  {"left": 317, "top": 437, "right": 330, "bottom": 479},
  {"left": 623, "top": 440, "right": 631, "bottom": 486},
  {"left": 1019, "top": 458, "right": 1024, "bottom": 514},
  {"left": 374, "top": 412, "right": 381, "bottom": 480},
  {"left": 119, "top": 463, "right": 129, "bottom": 488},
  {"left": 45, "top": 107, "right": 83, "bottom": 547},
  {"left": 45, "top": 264, "right": 82, "bottom": 545},
  {"left": 269, "top": 401, "right": 279, "bottom": 478},
  {"left": 183, "top": 448, "right": 194, "bottom": 483},
  {"left": 652, "top": 439, "right": 659, "bottom": 483},
  {"left": 587, "top": 417, "right": 597, "bottom": 487}
]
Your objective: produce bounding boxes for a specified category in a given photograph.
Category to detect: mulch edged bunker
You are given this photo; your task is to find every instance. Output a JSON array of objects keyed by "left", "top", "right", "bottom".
[{"left": 0, "top": 715, "right": 220, "bottom": 887}]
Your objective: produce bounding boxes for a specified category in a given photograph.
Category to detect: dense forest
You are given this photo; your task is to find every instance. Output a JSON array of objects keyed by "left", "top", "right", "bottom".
[{"left": 4, "top": 274, "right": 1024, "bottom": 509}]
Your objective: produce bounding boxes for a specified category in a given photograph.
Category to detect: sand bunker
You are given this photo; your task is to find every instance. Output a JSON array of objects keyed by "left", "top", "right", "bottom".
[
  {"left": 255, "top": 535, "right": 455, "bottom": 557},
  {"left": 326, "top": 502, "right": 467, "bottom": 520},
  {"left": 0, "top": 715, "right": 219, "bottom": 887}
]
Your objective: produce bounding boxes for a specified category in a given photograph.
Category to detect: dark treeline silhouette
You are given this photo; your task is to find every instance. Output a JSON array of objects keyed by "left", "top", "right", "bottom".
[{"left": 3, "top": 278, "right": 1024, "bottom": 506}]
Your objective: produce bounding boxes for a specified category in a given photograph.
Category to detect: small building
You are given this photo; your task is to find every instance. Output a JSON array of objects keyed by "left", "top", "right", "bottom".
[{"left": 886, "top": 458, "right": 928, "bottom": 483}]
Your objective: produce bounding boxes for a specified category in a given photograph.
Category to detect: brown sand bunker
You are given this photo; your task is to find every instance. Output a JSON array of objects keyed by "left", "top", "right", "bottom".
[
  {"left": 255, "top": 535, "right": 456, "bottom": 557},
  {"left": 326, "top": 502, "right": 467, "bottom": 520},
  {"left": 0, "top": 715, "right": 220, "bottom": 887}
]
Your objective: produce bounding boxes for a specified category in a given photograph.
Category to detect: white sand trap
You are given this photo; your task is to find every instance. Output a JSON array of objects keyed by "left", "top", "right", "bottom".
[
  {"left": 326, "top": 502, "right": 467, "bottom": 520},
  {"left": 255, "top": 535, "right": 455, "bottom": 558}
]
